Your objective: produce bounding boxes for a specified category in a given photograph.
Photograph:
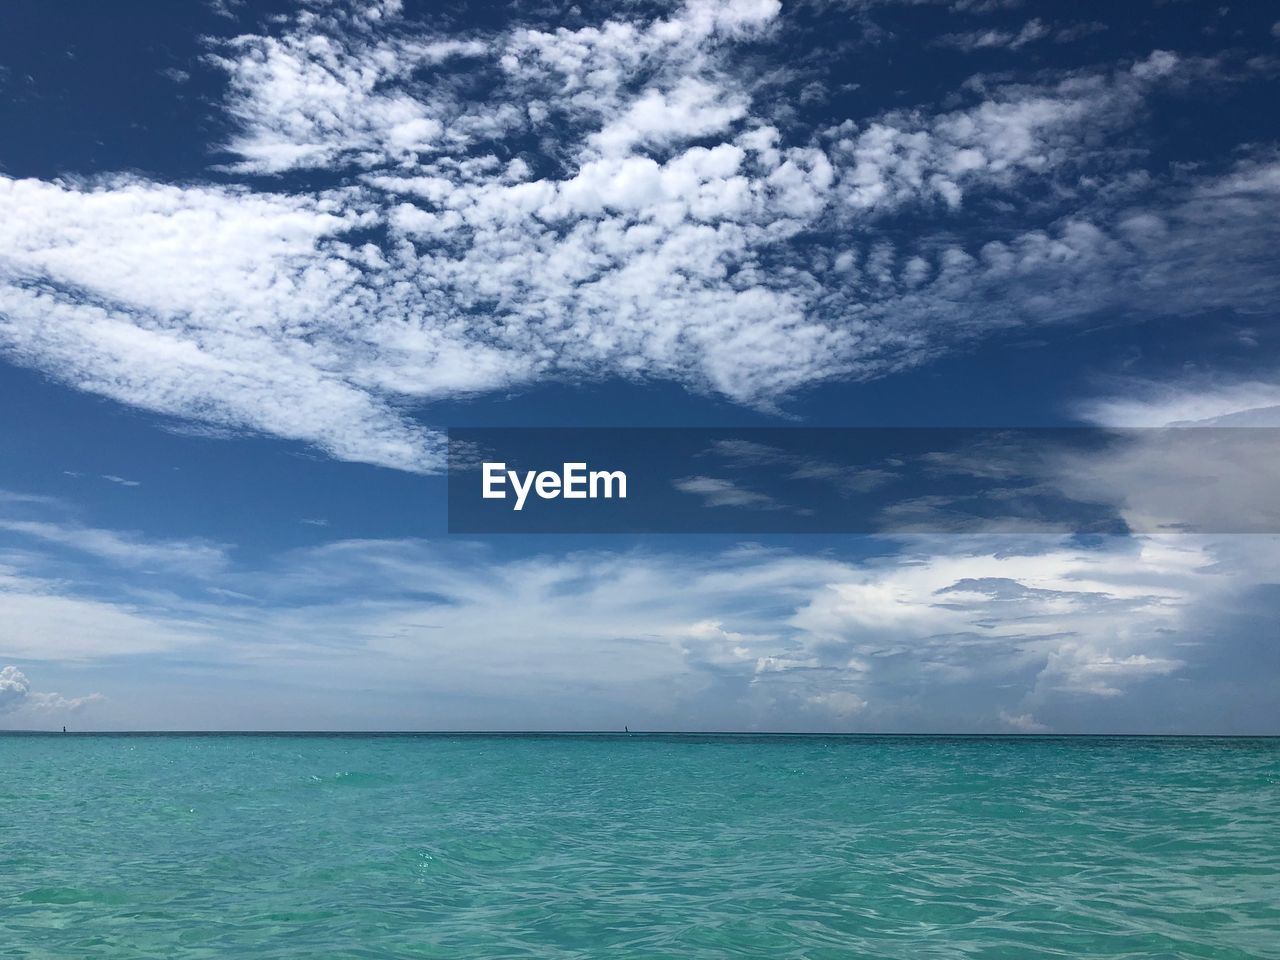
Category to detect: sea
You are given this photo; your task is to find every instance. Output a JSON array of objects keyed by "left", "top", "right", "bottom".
[{"left": 2, "top": 734, "right": 1277, "bottom": 958}]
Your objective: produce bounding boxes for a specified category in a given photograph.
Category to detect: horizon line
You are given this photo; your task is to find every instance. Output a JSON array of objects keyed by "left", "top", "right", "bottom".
[{"left": 3, "top": 730, "right": 1278, "bottom": 738}]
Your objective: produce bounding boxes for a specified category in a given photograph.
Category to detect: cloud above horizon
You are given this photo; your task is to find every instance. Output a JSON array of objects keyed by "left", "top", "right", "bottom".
[
  {"left": 2, "top": 479, "right": 1274, "bottom": 731},
  {"left": 0, "top": 665, "right": 102, "bottom": 717},
  {"left": 1, "top": 0, "right": 1277, "bottom": 471}
]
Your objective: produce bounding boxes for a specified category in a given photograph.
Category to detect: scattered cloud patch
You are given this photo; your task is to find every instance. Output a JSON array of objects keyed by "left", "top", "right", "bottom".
[
  {"left": 809, "top": 690, "right": 868, "bottom": 717},
  {"left": 0, "top": 2, "right": 1275, "bottom": 471},
  {"left": 937, "top": 19, "right": 1107, "bottom": 50},
  {"left": 673, "top": 475, "right": 787, "bottom": 510},
  {"left": 998, "top": 709, "right": 1047, "bottom": 732},
  {"left": 1079, "top": 376, "right": 1280, "bottom": 428},
  {"left": 2, "top": 498, "right": 1263, "bottom": 729},
  {"left": 0, "top": 665, "right": 102, "bottom": 716},
  {"left": 0, "top": 516, "right": 229, "bottom": 576},
  {"left": 64, "top": 471, "right": 142, "bottom": 487},
  {"left": 1054, "top": 21, "right": 1107, "bottom": 44},
  {"left": 936, "top": 18, "right": 1048, "bottom": 51}
]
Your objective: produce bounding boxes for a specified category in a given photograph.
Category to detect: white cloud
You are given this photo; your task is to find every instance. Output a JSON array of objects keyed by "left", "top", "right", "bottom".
[
  {"left": 787, "top": 536, "right": 1207, "bottom": 696},
  {"left": 673, "top": 475, "right": 785, "bottom": 509},
  {"left": 589, "top": 79, "right": 751, "bottom": 157},
  {"left": 935, "top": 16, "right": 1106, "bottom": 51},
  {"left": 211, "top": 7, "right": 488, "bottom": 174},
  {"left": 0, "top": 175, "right": 443, "bottom": 472},
  {"left": 1079, "top": 377, "right": 1280, "bottom": 428},
  {"left": 998, "top": 709, "right": 1047, "bottom": 732},
  {"left": 1, "top": 465, "right": 1275, "bottom": 727},
  {"left": 936, "top": 18, "right": 1049, "bottom": 51},
  {"left": 0, "top": 499, "right": 229, "bottom": 660},
  {"left": 808, "top": 690, "right": 868, "bottom": 717},
  {"left": 0, "top": 564, "right": 212, "bottom": 661},
  {"left": 0, "top": 664, "right": 27, "bottom": 710},
  {"left": 0, "top": 518, "right": 229, "bottom": 576},
  {"left": 1039, "top": 649, "right": 1182, "bottom": 698},
  {"left": 0, "top": 3, "right": 1273, "bottom": 473},
  {"left": 229, "top": 532, "right": 1271, "bottom": 728},
  {"left": 66, "top": 471, "right": 142, "bottom": 487},
  {"left": 2, "top": 508, "right": 1241, "bottom": 727},
  {"left": 1059, "top": 374, "right": 1280, "bottom": 535},
  {"left": 0, "top": 665, "right": 102, "bottom": 716}
]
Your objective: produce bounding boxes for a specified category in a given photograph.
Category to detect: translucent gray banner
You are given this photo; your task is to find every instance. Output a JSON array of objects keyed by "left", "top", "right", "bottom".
[{"left": 447, "top": 428, "right": 1280, "bottom": 534}]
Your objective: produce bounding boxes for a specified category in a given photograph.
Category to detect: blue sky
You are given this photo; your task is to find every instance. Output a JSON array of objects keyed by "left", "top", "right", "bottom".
[{"left": 1, "top": 0, "right": 1278, "bottom": 732}]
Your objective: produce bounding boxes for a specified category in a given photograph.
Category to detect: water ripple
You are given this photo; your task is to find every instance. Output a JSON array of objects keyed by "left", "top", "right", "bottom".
[{"left": 1, "top": 735, "right": 1277, "bottom": 958}]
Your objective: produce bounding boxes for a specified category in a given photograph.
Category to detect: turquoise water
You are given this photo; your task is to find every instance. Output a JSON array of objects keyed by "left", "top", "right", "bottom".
[{"left": 2, "top": 735, "right": 1277, "bottom": 959}]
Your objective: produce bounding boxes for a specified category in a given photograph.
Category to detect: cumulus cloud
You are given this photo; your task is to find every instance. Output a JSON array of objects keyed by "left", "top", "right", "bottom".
[
  {"left": 5, "top": 487, "right": 1261, "bottom": 728},
  {"left": 0, "top": 665, "right": 102, "bottom": 716},
  {"left": 201, "top": 532, "right": 1276, "bottom": 729},
  {"left": 1, "top": 1, "right": 1274, "bottom": 471},
  {"left": 0, "top": 665, "right": 26, "bottom": 711}
]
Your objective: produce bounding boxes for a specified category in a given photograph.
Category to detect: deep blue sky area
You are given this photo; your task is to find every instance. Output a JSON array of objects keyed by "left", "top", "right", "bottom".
[{"left": 0, "top": 0, "right": 1278, "bottom": 732}]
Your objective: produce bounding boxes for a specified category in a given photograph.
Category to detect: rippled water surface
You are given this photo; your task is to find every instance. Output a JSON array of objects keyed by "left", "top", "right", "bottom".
[{"left": 2, "top": 735, "right": 1277, "bottom": 958}]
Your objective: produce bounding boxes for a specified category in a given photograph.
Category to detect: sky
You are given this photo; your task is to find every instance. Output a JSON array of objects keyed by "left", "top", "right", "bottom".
[{"left": 1, "top": 0, "right": 1278, "bottom": 732}]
